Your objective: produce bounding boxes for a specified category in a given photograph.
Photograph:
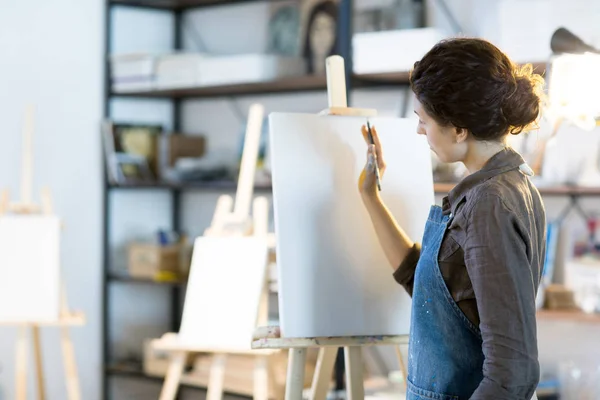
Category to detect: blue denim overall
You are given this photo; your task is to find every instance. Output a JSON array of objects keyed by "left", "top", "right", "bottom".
[{"left": 406, "top": 205, "right": 484, "bottom": 400}]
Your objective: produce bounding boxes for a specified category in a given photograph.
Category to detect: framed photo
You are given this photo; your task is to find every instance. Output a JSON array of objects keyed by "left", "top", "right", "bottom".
[
  {"left": 101, "top": 120, "right": 162, "bottom": 185},
  {"left": 302, "top": 0, "right": 339, "bottom": 75}
]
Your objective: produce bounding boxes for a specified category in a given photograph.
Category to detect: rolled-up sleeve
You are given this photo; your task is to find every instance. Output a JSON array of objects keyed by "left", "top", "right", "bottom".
[
  {"left": 464, "top": 194, "right": 539, "bottom": 399},
  {"left": 393, "top": 243, "right": 421, "bottom": 296}
]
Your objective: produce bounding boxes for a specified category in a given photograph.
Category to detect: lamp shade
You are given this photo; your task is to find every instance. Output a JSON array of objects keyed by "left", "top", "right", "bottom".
[
  {"left": 548, "top": 53, "right": 600, "bottom": 130},
  {"left": 551, "top": 27, "right": 598, "bottom": 55}
]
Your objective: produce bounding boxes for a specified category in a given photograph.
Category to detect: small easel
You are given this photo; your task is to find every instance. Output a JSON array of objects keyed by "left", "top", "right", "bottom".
[
  {"left": 155, "top": 103, "right": 284, "bottom": 400},
  {"left": 251, "top": 55, "right": 408, "bottom": 400},
  {"left": 0, "top": 106, "right": 84, "bottom": 400}
]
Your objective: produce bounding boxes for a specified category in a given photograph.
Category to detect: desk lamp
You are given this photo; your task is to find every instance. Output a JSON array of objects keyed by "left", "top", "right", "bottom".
[{"left": 540, "top": 28, "right": 600, "bottom": 185}]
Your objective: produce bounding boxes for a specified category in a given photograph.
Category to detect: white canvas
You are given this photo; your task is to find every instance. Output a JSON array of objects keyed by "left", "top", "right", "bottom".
[
  {"left": 0, "top": 215, "right": 61, "bottom": 322},
  {"left": 178, "top": 236, "right": 269, "bottom": 351},
  {"left": 269, "top": 113, "right": 434, "bottom": 338}
]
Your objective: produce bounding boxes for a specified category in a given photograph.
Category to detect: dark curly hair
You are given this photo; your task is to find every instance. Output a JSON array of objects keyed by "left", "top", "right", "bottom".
[{"left": 409, "top": 38, "right": 544, "bottom": 141}]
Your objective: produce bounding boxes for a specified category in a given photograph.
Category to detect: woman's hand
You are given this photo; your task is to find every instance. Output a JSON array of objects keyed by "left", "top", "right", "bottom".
[
  {"left": 356, "top": 124, "right": 415, "bottom": 273},
  {"left": 358, "top": 124, "right": 386, "bottom": 198}
]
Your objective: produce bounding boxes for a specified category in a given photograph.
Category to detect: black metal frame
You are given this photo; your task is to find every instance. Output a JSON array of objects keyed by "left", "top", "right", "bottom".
[
  {"left": 556, "top": 194, "right": 591, "bottom": 225},
  {"left": 102, "top": 3, "right": 186, "bottom": 399},
  {"left": 101, "top": 2, "right": 111, "bottom": 398}
]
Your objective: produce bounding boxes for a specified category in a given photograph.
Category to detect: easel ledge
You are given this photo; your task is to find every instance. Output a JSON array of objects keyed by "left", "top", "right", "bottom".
[
  {"left": 153, "top": 332, "right": 278, "bottom": 356},
  {"left": 251, "top": 326, "right": 409, "bottom": 349},
  {"left": 0, "top": 312, "right": 85, "bottom": 326}
]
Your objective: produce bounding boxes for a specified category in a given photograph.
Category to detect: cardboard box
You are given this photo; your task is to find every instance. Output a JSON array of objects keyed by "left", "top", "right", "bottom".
[
  {"left": 127, "top": 243, "right": 182, "bottom": 280},
  {"left": 110, "top": 53, "right": 156, "bottom": 92},
  {"left": 167, "top": 135, "right": 206, "bottom": 167}
]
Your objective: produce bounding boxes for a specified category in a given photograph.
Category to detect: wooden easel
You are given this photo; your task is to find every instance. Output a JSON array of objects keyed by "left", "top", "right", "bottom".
[
  {"left": 252, "top": 327, "right": 408, "bottom": 400},
  {"left": 251, "top": 55, "right": 409, "bottom": 400},
  {"left": 155, "top": 103, "right": 285, "bottom": 400},
  {"left": 0, "top": 106, "right": 84, "bottom": 400}
]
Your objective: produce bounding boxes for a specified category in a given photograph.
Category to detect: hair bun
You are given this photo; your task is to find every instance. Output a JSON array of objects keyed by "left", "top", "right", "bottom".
[{"left": 503, "top": 66, "right": 544, "bottom": 135}]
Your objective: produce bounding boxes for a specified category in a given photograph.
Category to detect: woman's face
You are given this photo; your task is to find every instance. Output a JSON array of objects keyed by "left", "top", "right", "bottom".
[
  {"left": 309, "top": 12, "right": 335, "bottom": 56},
  {"left": 414, "top": 97, "right": 466, "bottom": 163}
]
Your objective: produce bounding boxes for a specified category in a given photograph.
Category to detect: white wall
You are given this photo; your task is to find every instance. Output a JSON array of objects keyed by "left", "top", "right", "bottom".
[
  {"left": 426, "top": 0, "right": 600, "bottom": 62},
  {"left": 0, "top": 0, "right": 103, "bottom": 398}
]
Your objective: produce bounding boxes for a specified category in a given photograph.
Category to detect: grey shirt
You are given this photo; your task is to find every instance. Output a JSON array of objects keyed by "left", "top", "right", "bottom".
[{"left": 394, "top": 147, "right": 546, "bottom": 399}]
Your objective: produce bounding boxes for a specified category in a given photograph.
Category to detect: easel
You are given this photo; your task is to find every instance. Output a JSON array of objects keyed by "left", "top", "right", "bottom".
[
  {"left": 252, "top": 55, "right": 409, "bottom": 400},
  {"left": 0, "top": 106, "right": 84, "bottom": 400},
  {"left": 155, "top": 103, "right": 285, "bottom": 400}
]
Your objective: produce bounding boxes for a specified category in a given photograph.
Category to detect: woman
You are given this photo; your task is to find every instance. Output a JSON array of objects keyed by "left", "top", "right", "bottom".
[{"left": 360, "top": 38, "right": 546, "bottom": 400}]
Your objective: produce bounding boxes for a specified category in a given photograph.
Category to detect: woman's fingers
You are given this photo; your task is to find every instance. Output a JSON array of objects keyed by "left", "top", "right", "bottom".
[
  {"left": 361, "top": 124, "right": 385, "bottom": 178},
  {"left": 370, "top": 125, "right": 384, "bottom": 162},
  {"left": 370, "top": 125, "right": 386, "bottom": 177},
  {"left": 361, "top": 125, "right": 370, "bottom": 144}
]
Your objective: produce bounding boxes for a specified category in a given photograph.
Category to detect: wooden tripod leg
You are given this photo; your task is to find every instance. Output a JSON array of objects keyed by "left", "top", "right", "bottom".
[
  {"left": 32, "top": 326, "right": 46, "bottom": 400},
  {"left": 267, "top": 354, "right": 285, "bottom": 400},
  {"left": 309, "top": 347, "right": 337, "bottom": 400},
  {"left": 253, "top": 355, "right": 268, "bottom": 400},
  {"left": 16, "top": 326, "right": 28, "bottom": 400},
  {"left": 159, "top": 352, "right": 187, "bottom": 400},
  {"left": 343, "top": 347, "right": 364, "bottom": 400},
  {"left": 395, "top": 345, "right": 408, "bottom": 385},
  {"left": 58, "top": 282, "right": 80, "bottom": 400},
  {"left": 61, "top": 325, "right": 80, "bottom": 400},
  {"left": 285, "top": 348, "right": 306, "bottom": 400},
  {"left": 207, "top": 354, "right": 227, "bottom": 400}
]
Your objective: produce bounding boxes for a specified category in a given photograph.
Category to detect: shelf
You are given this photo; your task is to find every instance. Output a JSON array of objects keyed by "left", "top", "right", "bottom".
[
  {"left": 110, "top": 272, "right": 279, "bottom": 294},
  {"left": 109, "top": 0, "right": 263, "bottom": 10},
  {"left": 111, "top": 75, "right": 327, "bottom": 99},
  {"left": 108, "top": 179, "right": 273, "bottom": 192},
  {"left": 356, "top": 63, "right": 547, "bottom": 86},
  {"left": 354, "top": 71, "right": 411, "bottom": 86},
  {"left": 109, "top": 272, "right": 186, "bottom": 286},
  {"left": 106, "top": 362, "right": 252, "bottom": 398},
  {"left": 537, "top": 309, "right": 600, "bottom": 324},
  {"left": 433, "top": 182, "right": 457, "bottom": 194},
  {"left": 109, "top": 61, "right": 546, "bottom": 99},
  {"left": 109, "top": 180, "right": 600, "bottom": 196},
  {"left": 110, "top": 72, "right": 410, "bottom": 99},
  {"left": 106, "top": 362, "right": 154, "bottom": 379},
  {"left": 531, "top": 185, "right": 600, "bottom": 196},
  {"left": 434, "top": 183, "right": 600, "bottom": 196}
]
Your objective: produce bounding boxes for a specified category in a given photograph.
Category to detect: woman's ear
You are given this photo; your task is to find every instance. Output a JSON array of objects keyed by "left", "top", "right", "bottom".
[{"left": 455, "top": 127, "right": 469, "bottom": 144}]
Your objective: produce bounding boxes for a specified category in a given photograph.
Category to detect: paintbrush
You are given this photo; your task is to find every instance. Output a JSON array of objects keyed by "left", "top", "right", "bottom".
[{"left": 366, "top": 120, "right": 381, "bottom": 191}]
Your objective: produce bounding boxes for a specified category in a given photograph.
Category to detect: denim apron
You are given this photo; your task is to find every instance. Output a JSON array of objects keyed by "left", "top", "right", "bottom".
[
  {"left": 406, "top": 205, "right": 484, "bottom": 400},
  {"left": 405, "top": 162, "right": 539, "bottom": 400}
]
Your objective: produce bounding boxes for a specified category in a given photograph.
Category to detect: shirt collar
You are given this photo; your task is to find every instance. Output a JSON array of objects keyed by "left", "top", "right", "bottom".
[{"left": 442, "top": 147, "right": 527, "bottom": 216}]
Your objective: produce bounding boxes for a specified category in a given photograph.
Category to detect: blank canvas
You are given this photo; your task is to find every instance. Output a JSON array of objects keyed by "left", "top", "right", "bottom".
[
  {"left": 178, "top": 236, "right": 269, "bottom": 351},
  {"left": 0, "top": 215, "right": 61, "bottom": 322},
  {"left": 269, "top": 113, "right": 434, "bottom": 338}
]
